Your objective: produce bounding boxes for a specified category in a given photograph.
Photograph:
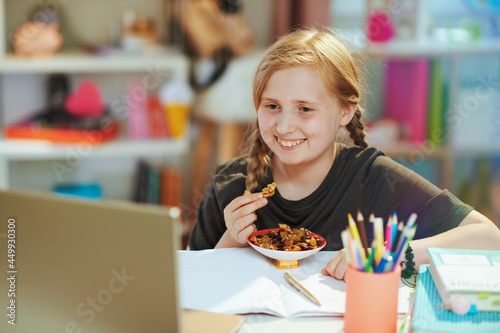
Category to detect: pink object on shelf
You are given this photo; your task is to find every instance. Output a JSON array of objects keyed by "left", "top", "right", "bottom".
[
  {"left": 366, "top": 10, "right": 395, "bottom": 43},
  {"left": 65, "top": 80, "right": 106, "bottom": 117},
  {"left": 383, "top": 59, "right": 430, "bottom": 144},
  {"left": 127, "top": 77, "right": 149, "bottom": 140}
]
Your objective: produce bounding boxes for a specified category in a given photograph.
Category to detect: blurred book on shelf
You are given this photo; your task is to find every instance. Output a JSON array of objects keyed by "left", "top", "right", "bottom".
[
  {"left": 383, "top": 58, "right": 430, "bottom": 144},
  {"left": 147, "top": 94, "right": 170, "bottom": 138},
  {"left": 133, "top": 159, "right": 183, "bottom": 209},
  {"left": 427, "top": 59, "right": 448, "bottom": 146}
]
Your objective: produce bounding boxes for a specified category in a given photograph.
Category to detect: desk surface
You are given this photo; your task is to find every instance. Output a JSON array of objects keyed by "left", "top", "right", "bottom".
[{"left": 240, "top": 314, "right": 406, "bottom": 332}]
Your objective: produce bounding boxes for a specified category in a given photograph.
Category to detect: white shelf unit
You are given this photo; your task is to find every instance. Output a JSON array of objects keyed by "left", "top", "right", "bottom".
[{"left": 0, "top": 0, "right": 190, "bottom": 200}]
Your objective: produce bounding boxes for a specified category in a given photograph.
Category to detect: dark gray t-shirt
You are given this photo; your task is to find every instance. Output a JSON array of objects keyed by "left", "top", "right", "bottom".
[{"left": 189, "top": 144, "right": 473, "bottom": 250}]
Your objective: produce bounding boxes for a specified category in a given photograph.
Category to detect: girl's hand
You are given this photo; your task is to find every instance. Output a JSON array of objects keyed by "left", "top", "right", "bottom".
[
  {"left": 321, "top": 249, "right": 349, "bottom": 281},
  {"left": 223, "top": 192, "right": 268, "bottom": 245}
]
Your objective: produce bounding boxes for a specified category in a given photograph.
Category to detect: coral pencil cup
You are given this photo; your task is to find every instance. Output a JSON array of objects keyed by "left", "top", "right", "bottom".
[{"left": 344, "top": 265, "right": 401, "bottom": 333}]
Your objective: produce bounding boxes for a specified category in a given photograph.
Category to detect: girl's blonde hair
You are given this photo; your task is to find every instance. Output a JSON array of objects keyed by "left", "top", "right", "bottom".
[{"left": 245, "top": 28, "right": 368, "bottom": 192}]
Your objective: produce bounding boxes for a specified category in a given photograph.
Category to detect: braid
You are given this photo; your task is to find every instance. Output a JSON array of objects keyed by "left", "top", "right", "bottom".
[
  {"left": 345, "top": 106, "right": 368, "bottom": 148},
  {"left": 245, "top": 120, "right": 272, "bottom": 192}
]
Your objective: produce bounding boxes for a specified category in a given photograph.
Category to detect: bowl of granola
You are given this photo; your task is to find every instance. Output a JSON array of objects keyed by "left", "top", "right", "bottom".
[{"left": 247, "top": 223, "right": 326, "bottom": 261}]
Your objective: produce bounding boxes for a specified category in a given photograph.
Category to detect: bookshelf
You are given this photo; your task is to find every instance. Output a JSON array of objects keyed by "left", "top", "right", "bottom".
[
  {"left": 350, "top": 38, "right": 500, "bottom": 190},
  {"left": 0, "top": 0, "right": 190, "bottom": 199}
]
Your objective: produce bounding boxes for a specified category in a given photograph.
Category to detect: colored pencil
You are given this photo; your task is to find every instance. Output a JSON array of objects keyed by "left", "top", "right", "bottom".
[
  {"left": 391, "top": 222, "right": 404, "bottom": 253},
  {"left": 340, "top": 229, "right": 351, "bottom": 266},
  {"left": 364, "top": 241, "right": 376, "bottom": 273},
  {"left": 391, "top": 212, "right": 398, "bottom": 246},
  {"left": 348, "top": 213, "right": 366, "bottom": 262},
  {"left": 385, "top": 215, "right": 393, "bottom": 251},
  {"left": 356, "top": 210, "right": 369, "bottom": 257},
  {"left": 374, "top": 217, "right": 384, "bottom": 265}
]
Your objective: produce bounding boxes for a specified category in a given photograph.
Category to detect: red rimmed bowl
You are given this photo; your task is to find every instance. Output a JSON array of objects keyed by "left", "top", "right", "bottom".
[{"left": 247, "top": 228, "right": 327, "bottom": 261}]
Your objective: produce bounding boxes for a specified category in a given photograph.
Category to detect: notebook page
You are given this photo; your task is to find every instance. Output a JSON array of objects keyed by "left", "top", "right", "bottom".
[{"left": 178, "top": 248, "right": 288, "bottom": 317}]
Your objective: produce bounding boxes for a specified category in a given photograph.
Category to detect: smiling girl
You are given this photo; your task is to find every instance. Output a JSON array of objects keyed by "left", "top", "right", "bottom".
[{"left": 188, "top": 28, "right": 500, "bottom": 280}]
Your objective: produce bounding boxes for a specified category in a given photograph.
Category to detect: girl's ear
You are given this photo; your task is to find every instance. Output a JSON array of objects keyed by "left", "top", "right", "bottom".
[{"left": 340, "top": 104, "right": 356, "bottom": 127}]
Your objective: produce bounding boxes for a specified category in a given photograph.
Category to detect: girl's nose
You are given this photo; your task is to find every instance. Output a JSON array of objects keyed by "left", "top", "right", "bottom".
[{"left": 276, "top": 110, "right": 296, "bottom": 134}]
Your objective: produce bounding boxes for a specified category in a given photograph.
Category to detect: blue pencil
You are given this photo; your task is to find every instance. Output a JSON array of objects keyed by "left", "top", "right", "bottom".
[
  {"left": 391, "top": 212, "right": 398, "bottom": 246},
  {"left": 374, "top": 251, "right": 392, "bottom": 273}
]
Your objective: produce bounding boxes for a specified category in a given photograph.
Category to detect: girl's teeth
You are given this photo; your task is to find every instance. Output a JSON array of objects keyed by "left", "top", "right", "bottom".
[{"left": 279, "top": 139, "right": 303, "bottom": 147}]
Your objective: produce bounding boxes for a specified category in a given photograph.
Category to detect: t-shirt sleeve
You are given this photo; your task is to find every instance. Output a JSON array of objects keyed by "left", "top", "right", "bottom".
[
  {"left": 188, "top": 179, "right": 227, "bottom": 250},
  {"left": 362, "top": 155, "right": 474, "bottom": 239}
]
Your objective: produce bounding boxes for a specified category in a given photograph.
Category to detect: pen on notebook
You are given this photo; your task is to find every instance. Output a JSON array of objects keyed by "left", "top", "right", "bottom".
[{"left": 284, "top": 272, "right": 321, "bottom": 306}]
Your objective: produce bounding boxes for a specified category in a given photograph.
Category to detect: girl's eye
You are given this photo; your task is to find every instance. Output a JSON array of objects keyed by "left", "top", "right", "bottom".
[
  {"left": 300, "top": 107, "right": 313, "bottom": 112},
  {"left": 266, "top": 104, "right": 280, "bottom": 110}
]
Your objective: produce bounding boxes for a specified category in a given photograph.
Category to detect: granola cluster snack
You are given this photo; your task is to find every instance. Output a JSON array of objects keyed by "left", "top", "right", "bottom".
[
  {"left": 250, "top": 223, "right": 323, "bottom": 251},
  {"left": 261, "top": 182, "right": 277, "bottom": 198}
]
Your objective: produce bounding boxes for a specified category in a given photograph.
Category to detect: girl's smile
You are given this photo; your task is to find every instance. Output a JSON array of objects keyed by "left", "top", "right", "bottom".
[{"left": 275, "top": 136, "right": 306, "bottom": 149}]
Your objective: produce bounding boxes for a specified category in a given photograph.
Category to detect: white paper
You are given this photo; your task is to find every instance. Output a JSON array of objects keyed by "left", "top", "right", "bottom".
[{"left": 178, "top": 248, "right": 410, "bottom": 318}]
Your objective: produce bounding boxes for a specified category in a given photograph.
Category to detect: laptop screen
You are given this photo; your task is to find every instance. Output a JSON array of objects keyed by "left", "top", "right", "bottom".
[{"left": 0, "top": 189, "right": 181, "bottom": 333}]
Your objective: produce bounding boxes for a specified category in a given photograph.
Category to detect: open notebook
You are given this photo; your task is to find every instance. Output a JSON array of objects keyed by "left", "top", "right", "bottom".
[
  {"left": 179, "top": 247, "right": 411, "bottom": 317},
  {"left": 0, "top": 189, "right": 243, "bottom": 333}
]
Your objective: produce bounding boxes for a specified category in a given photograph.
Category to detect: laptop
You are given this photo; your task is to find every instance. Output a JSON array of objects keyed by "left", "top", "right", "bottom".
[{"left": 0, "top": 189, "right": 244, "bottom": 333}]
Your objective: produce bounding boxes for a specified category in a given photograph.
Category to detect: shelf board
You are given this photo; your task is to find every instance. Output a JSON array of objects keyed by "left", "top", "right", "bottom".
[
  {"left": 375, "top": 141, "right": 448, "bottom": 159},
  {"left": 0, "top": 49, "right": 189, "bottom": 73},
  {"left": 0, "top": 137, "right": 189, "bottom": 160},
  {"left": 352, "top": 39, "right": 500, "bottom": 58}
]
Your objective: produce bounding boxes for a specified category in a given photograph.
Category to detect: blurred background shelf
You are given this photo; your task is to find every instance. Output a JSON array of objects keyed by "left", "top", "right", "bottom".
[
  {"left": 354, "top": 39, "right": 500, "bottom": 58},
  {"left": 0, "top": 136, "right": 189, "bottom": 161},
  {"left": 0, "top": 50, "right": 188, "bottom": 74},
  {"left": 377, "top": 142, "right": 448, "bottom": 159}
]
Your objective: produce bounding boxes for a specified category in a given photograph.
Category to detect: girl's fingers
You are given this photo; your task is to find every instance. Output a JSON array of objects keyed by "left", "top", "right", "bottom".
[
  {"left": 322, "top": 255, "right": 341, "bottom": 276},
  {"left": 235, "top": 213, "right": 258, "bottom": 230},
  {"left": 225, "top": 193, "right": 264, "bottom": 213},
  {"left": 322, "top": 250, "right": 348, "bottom": 280},
  {"left": 237, "top": 223, "right": 257, "bottom": 243},
  {"left": 226, "top": 212, "right": 258, "bottom": 243},
  {"left": 223, "top": 192, "right": 269, "bottom": 244},
  {"left": 238, "top": 198, "right": 268, "bottom": 217}
]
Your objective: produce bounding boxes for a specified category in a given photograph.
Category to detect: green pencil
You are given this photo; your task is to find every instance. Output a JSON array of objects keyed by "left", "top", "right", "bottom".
[{"left": 365, "top": 241, "right": 376, "bottom": 272}]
